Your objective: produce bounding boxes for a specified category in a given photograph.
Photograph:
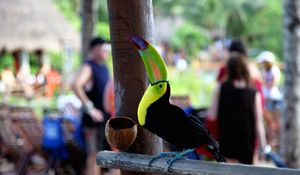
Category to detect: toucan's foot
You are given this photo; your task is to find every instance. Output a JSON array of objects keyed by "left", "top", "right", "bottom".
[
  {"left": 165, "top": 149, "right": 195, "bottom": 171},
  {"left": 166, "top": 157, "right": 184, "bottom": 171},
  {"left": 148, "top": 152, "right": 177, "bottom": 167}
]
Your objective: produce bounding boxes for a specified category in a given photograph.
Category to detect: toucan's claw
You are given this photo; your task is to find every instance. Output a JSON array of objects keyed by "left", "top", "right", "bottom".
[
  {"left": 148, "top": 152, "right": 177, "bottom": 167},
  {"left": 166, "top": 157, "right": 184, "bottom": 172},
  {"left": 165, "top": 149, "right": 195, "bottom": 172}
]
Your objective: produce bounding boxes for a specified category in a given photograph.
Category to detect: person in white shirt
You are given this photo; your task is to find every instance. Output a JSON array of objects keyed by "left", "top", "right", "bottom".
[{"left": 257, "top": 51, "right": 282, "bottom": 147}]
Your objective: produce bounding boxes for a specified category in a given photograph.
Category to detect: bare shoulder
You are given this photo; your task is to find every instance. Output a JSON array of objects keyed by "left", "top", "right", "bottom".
[
  {"left": 80, "top": 63, "right": 92, "bottom": 74},
  {"left": 73, "top": 63, "right": 92, "bottom": 85}
]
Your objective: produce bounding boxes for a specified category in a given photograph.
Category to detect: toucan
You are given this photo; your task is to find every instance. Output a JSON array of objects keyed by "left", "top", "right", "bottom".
[{"left": 128, "top": 35, "right": 226, "bottom": 170}]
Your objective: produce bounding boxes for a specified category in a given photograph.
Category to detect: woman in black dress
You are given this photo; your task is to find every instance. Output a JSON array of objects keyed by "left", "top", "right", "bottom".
[{"left": 208, "top": 53, "right": 266, "bottom": 164}]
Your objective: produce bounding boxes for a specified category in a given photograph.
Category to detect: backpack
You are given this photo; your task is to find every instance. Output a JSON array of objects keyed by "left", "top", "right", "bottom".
[{"left": 42, "top": 115, "right": 68, "bottom": 159}]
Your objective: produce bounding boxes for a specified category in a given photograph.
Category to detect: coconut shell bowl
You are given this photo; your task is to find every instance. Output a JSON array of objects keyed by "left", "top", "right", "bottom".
[{"left": 105, "top": 116, "right": 138, "bottom": 150}]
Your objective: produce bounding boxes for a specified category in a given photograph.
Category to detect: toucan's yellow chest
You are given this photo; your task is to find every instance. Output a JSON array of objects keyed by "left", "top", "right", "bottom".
[{"left": 137, "top": 82, "right": 167, "bottom": 126}]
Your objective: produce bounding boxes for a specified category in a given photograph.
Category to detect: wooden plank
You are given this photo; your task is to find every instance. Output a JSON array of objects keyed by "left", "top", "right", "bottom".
[
  {"left": 97, "top": 151, "right": 300, "bottom": 175},
  {"left": 10, "top": 107, "right": 42, "bottom": 150}
]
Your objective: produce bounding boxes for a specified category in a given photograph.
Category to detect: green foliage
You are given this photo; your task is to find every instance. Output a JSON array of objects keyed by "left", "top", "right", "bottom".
[
  {"left": 153, "top": 0, "right": 283, "bottom": 61},
  {"left": 170, "top": 23, "right": 211, "bottom": 59},
  {"left": 97, "top": 0, "right": 109, "bottom": 22},
  {"left": 96, "top": 22, "right": 110, "bottom": 40},
  {"left": 29, "top": 53, "right": 41, "bottom": 74},
  {"left": 0, "top": 53, "right": 14, "bottom": 72},
  {"left": 245, "top": 0, "right": 283, "bottom": 59},
  {"left": 48, "top": 52, "right": 62, "bottom": 72},
  {"left": 169, "top": 67, "right": 216, "bottom": 108},
  {"left": 52, "top": 0, "right": 283, "bottom": 60},
  {"left": 48, "top": 51, "right": 81, "bottom": 74},
  {"left": 53, "top": 0, "right": 81, "bottom": 31},
  {"left": 53, "top": 0, "right": 109, "bottom": 32},
  {"left": 71, "top": 53, "right": 81, "bottom": 71}
]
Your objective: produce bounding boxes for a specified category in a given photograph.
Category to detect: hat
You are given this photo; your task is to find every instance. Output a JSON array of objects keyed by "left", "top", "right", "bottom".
[
  {"left": 228, "top": 39, "right": 247, "bottom": 55},
  {"left": 257, "top": 51, "right": 276, "bottom": 63},
  {"left": 89, "top": 37, "right": 106, "bottom": 50}
]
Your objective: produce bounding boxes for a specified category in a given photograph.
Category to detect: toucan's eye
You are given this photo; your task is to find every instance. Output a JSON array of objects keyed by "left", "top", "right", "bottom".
[{"left": 159, "top": 84, "right": 163, "bottom": 88}]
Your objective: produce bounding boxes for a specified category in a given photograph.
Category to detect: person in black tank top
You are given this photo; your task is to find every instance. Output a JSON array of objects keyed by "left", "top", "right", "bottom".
[
  {"left": 72, "top": 37, "right": 111, "bottom": 175},
  {"left": 207, "top": 54, "right": 266, "bottom": 164},
  {"left": 218, "top": 81, "right": 256, "bottom": 164},
  {"left": 82, "top": 60, "right": 109, "bottom": 127}
]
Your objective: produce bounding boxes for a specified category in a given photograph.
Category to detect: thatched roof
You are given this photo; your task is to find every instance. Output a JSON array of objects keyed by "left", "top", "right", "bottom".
[{"left": 0, "top": 0, "right": 80, "bottom": 52}]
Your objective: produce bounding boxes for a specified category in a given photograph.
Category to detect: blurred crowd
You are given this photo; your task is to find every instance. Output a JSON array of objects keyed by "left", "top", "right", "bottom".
[
  {"left": 207, "top": 39, "right": 283, "bottom": 165},
  {"left": 165, "top": 39, "right": 284, "bottom": 166},
  {"left": 0, "top": 52, "right": 62, "bottom": 102}
]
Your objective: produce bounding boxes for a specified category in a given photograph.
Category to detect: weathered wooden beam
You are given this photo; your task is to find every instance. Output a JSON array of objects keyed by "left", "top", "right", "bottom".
[
  {"left": 107, "top": 1, "right": 162, "bottom": 174},
  {"left": 97, "top": 151, "right": 300, "bottom": 175},
  {"left": 282, "top": 0, "right": 300, "bottom": 168}
]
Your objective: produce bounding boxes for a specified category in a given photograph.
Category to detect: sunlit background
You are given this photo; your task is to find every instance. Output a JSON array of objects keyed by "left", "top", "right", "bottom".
[{"left": 0, "top": 0, "right": 287, "bottom": 174}]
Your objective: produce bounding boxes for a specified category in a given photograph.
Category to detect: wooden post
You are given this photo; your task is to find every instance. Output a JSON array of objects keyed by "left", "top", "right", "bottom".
[
  {"left": 97, "top": 151, "right": 300, "bottom": 175},
  {"left": 81, "top": 0, "right": 95, "bottom": 60},
  {"left": 107, "top": 0, "right": 162, "bottom": 174},
  {"left": 282, "top": 0, "right": 300, "bottom": 168}
]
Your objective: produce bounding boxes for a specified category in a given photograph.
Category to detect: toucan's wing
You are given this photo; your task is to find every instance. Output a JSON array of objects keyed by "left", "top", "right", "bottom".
[
  {"left": 189, "top": 115, "right": 219, "bottom": 147},
  {"left": 163, "top": 104, "right": 213, "bottom": 147},
  {"left": 188, "top": 115, "right": 226, "bottom": 162},
  {"left": 187, "top": 115, "right": 219, "bottom": 148}
]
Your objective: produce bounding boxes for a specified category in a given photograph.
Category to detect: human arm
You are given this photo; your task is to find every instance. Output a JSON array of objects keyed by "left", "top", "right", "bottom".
[
  {"left": 207, "top": 83, "right": 220, "bottom": 121},
  {"left": 216, "top": 66, "right": 227, "bottom": 82},
  {"left": 103, "top": 78, "right": 115, "bottom": 116},
  {"left": 248, "top": 62, "right": 263, "bottom": 82},
  {"left": 254, "top": 92, "right": 267, "bottom": 150},
  {"left": 72, "top": 64, "right": 104, "bottom": 122}
]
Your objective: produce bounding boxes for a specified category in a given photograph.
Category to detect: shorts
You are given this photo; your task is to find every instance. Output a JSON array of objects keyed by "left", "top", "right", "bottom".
[
  {"left": 265, "top": 99, "right": 283, "bottom": 111},
  {"left": 83, "top": 125, "right": 110, "bottom": 154}
]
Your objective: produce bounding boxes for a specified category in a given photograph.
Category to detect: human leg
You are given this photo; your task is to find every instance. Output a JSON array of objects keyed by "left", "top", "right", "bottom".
[
  {"left": 83, "top": 128, "right": 101, "bottom": 175},
  {"left": 265, "top": 99, "right": 280, "bottom": 148}
]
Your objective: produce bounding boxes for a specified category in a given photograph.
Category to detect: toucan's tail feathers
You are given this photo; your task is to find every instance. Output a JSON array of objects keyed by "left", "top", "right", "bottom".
[
  {"left": 207, "top": 145, "right": 227, "bottom": 162},
  {"left": 190, "top": 115, "right": 226, "bottom": 162}
]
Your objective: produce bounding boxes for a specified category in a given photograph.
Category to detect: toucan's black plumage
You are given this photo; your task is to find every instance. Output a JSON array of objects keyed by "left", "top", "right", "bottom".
[
  {"left": 145, "top": 83, "right": 209, "bottom": 148},
  {"left": 145, "top": 83, "right": 224, "bottom": 162},
  {"left": 128, "top": 35, "right": 225, "bottom": 163}
]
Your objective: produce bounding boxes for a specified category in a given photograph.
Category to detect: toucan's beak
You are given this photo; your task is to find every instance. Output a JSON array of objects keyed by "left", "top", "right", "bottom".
[{"left": 128, "top": 35, "right": 168, "bottom": 85}]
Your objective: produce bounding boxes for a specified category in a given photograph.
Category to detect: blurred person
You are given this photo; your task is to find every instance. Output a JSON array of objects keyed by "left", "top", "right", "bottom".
[
  {"left": 209, "top": 37, "right": 229, "bottom": 62},
  {"left": 57, "top": 94, "right": 86, "bottom": 174},
  {"left": 156, "top": 41, "right": 174, "bottom": 65},
  {"left": 16, "top": 69, "right": 35, "bottom": 100},
  {"left": 223, "top": 40, "right": 264, "bottom": 104},
  {"left": 208, "top": 54, "right": 266, "bottom": 164},
  {"left": 173, "top": 49, "right": 187, "bottom": 71},
  {"left": 16, "top": 52, "right": 36, "bottom": 99},
  {"left": 34, "top": 63, "right": 50, "bottom": 96},
  {"left": 217, "top": 39, "right": 262, "bottom": 83},
  {"left": 45, "top": 66, "right": 61, "bottom": 97},
  {"left": 72, "top": 37, "right": 110, "bottom": 175},
  {"left": 214, "top": 40, "right": 275, "bottom": 158},
  {"left": 257, "top": 51, "right": 282, "bottom": 148},
  {"left": 1, "top": 66, "right": 16, "bottom": 102}
]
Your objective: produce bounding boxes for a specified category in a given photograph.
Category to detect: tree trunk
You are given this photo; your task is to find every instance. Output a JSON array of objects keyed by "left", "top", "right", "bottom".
[
  {"left": 107, "top": 0, "right": 163, "bottom": 174},
  {"left": 81, "top": 0, "right": 95, "bottom": 60},
  {"left": 282, "top": 0, "right": 300, "bottom": 168}
]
